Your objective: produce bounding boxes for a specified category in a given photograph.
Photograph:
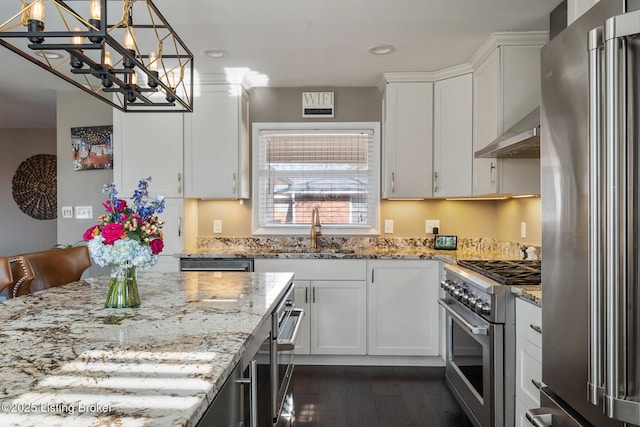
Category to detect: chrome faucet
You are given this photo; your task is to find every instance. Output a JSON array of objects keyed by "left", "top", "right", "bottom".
[{"left": 310, "top": 207, "right": 322, "bottom": 249}]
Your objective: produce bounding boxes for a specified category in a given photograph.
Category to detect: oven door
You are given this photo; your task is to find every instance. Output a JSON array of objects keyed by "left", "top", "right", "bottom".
[
  {"left": 439, "top": 298, "right": 504, "bottom": 427},
  {"left": 274, "top": 307, "right": 304, "bottom": 427}
]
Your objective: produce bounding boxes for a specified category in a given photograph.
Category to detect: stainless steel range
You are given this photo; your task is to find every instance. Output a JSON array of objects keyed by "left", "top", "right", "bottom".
[{"left": 439, "top": 260, "right": 541, "bottom": 427}]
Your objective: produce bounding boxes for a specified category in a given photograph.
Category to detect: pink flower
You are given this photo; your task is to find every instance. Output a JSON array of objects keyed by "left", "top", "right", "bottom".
[
  {"left": 101, "top": 223, "right": 125, "bottom": 245},
  {"left": 82, "top": 225, "right": 99, "bottom": 241},
  {"left": 149, "top": 238, "right": 164, "bottom": 255}
]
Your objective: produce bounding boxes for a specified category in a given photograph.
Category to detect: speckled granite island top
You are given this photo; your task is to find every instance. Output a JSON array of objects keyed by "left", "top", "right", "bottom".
[{"left": 0, "top": 271, "right": 294, "bottom": 427}]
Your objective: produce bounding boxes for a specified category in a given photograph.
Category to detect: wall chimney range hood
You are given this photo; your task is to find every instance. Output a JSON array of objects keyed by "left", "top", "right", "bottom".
[{"left": 474, "top": 107, "right": 540, "bottom": 158}]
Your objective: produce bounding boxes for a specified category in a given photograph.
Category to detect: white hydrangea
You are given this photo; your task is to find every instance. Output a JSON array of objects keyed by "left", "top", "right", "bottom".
[{"left": 88, "top": 236, "right": 158, "bottom": 269}]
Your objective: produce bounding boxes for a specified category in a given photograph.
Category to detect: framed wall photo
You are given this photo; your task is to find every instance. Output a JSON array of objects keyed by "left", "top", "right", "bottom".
[{"left": 71, "top": 125, "right": 113, "bottom": 171}]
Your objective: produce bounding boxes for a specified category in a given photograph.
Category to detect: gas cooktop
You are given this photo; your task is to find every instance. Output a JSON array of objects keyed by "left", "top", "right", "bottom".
[{"left": 456, "top": 259, "right": 541, "bottom": 285}]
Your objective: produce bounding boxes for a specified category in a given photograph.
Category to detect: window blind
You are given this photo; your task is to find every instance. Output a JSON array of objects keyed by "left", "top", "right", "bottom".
[{"left": 257, "top": 129, "right": 376, "bottom": 229}]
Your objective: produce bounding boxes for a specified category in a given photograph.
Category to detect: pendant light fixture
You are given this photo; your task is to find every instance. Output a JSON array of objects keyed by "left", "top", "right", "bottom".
[{"left": 0, "top": 0, "right": 193, "bottom": 112}]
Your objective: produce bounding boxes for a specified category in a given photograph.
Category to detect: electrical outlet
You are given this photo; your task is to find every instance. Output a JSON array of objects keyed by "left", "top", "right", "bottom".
[
  {"left": 213, "top": 220, "right": 222, "bottom": 234},
  {"left": 384, "top": 219, "right": 394, "bottom": 234},
  {"left": 61, "top": 206, "right": 73, "bottom": 219},
  {"left": 425, "top": 219, "right": 440, "bottom": 234},
  {"left": 75, "top": 206, "right": 93, "bottom": 219},
  {"left": 521, "top": 222, "right": 527, "bottom": 238}
]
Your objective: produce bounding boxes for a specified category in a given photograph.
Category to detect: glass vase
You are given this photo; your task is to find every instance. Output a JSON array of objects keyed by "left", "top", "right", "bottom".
[{"left": 105, "top": 262, "right": 140, "bottom": 308}]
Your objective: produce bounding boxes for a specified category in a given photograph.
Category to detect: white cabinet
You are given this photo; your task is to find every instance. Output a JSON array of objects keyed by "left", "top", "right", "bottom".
[
  {"left": 367, "top": 260, "right": 440, "bottom": 356},
  {"left": 254, "top": 259, "right": 367, "bottom": 355},
  {"left": 147, "top": 197, "right": 183, "bottom": 272},
  {"left": 472, "top": 45, "right": 542, "bottom": 196},
  {"left": 113, "top": 111, "right": 184, "bottom": 198},
  {"left": 113, "top": 111, "right": 185, "bottom": 271},
  {"left": 184, "top": 84, "right": 250, "bottom": 199},
  {"left": 433, "top": 74, "right": 473, "bottom": 198},
  {"left": 382, "top": 82, "right": 433, "bottom": 199},
  {"left": 515, "top": 297, "right": 543, "bottom": 424}
]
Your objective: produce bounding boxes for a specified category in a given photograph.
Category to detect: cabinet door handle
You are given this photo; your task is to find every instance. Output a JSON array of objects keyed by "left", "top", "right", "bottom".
[
  {"left": 371, "top": 268, "right": 375, "bottom": 283},
  {"left": 177, "top": 216, "right": 182, "bottom": 237},
  {"left": 529, "top": 324, "right": 542, "bottom": 334},
  {"left": 434, "top": 171, "right": 439, "bottom": 193},
  {"left": 232, "top": 173, "right": 237, "bottom": 194},
  {"left": 177, "top": 173, "right": 182, "bottom": 194},
  {"left": 490, "top": 162, "right": 496, "bottom": 185},
  {"left": 391, "top": 172, "right": 395, "bottom": 193},
  {"left": 312, "top": 287, "right": 316, "bottom": 303},
  {"left": 305, "top": 287, "right": 308, "bottom": 304}
]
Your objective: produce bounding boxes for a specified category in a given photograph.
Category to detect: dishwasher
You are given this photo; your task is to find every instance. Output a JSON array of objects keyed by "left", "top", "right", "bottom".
[{"left": 179, "top": 258, "right": 254, "bottom": 272}]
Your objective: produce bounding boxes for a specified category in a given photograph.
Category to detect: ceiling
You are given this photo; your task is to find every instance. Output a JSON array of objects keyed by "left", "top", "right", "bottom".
[{"left": 0, "top": 0, "right": 561, "bottom": 128}]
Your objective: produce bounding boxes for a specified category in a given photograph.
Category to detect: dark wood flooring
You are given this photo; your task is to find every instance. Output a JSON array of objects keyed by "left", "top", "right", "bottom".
[{"left": 291, "top": 365, "right": 474, "bottom": 427}]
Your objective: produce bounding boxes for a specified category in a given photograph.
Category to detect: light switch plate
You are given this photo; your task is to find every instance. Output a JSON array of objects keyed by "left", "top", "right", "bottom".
[
  {"left": 61, "top": 206, "right": 73, "bottom": 219},
  {"left": 213, "top": 220, "right": 222, "bottom": 234},
  {"left": 75, "top": 206, "right": 93, "bottom": 219},
  {"left": 521, "top": 222, "right": 527, "bottom": 238},
  {"left": 384, "top": 219, "right": 394, "bottom": 234}
]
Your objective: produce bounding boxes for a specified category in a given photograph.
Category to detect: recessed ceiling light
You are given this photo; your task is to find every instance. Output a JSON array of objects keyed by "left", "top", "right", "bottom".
[
  {"left": 35, "top": 50, "right": 64, "bottom": 60},
  {"left": 368, "top": 44, "right": 395, "bottom": 55},
  {"left": 202, "top": 48, "right": 228, "bottom": 59}
]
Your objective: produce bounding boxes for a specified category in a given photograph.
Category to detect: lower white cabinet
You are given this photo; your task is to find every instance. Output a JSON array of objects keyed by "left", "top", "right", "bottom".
[
  {"left": 367, "top": 260, "right": 440, "bottom": 356},
  {"left": 254, "top": 259, "right": 367, "bottom": 355},
  {"left": 515, "top": 298, "right": 543, "bottom": 423}
]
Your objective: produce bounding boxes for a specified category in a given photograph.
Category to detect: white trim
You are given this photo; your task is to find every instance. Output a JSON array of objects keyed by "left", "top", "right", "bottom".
[
  {"left": 294, "top": 354, "right": 445, "bottom": 367},
  {"left": 251, "top": 122, "right": 381, "bottom": 236},
  {"left": 378, "top": 31, "right": 549, "bottom": 91},
  {"left": 469, "top": 31, "right": 549, "bottom": 69}
]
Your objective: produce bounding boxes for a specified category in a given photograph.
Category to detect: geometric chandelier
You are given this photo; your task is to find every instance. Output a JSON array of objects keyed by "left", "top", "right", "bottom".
[{"left": 0, "top": 0, "right": 193, "bottom": 112}]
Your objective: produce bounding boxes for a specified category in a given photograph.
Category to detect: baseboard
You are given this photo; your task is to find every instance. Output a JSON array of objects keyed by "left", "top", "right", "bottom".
[{"left": 294, "top": 355, "right": 445, "bottom": 367}]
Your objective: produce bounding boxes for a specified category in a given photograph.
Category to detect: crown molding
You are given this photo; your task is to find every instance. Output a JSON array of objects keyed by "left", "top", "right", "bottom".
[
  {"left": 195, "top": 74, "right": 255, "bottom": 92},
  {"left": 378, "top": 63, "right": 474, "bottom": 91},
  {"left": 468, "top": 31, "right": 549, "bottom": 69},
  {"left": 378, "top": 31, "right": 549, "bottom": 91}
]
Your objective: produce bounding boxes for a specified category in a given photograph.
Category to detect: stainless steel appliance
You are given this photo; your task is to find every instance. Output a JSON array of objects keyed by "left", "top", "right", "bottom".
[
  {"left": 180, "top": 258, "right": 254, "bottom": 272},
  {"left": 532, "top": 0, "right": 640, "bottom": 425},
  {"left": 440, "top": 260, "right": 541, "bottom": 427}
]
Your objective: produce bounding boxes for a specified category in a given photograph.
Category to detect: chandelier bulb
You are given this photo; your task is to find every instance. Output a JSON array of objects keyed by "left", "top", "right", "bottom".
[
  {"left": 70, "top": 26, "right": 84, "bottom": 69},
  {"left": 27, "top": 0, "right": 45, "bottom": 44},
  {"left": 89, "top": 0, "right": 101, "bottom": 20}
]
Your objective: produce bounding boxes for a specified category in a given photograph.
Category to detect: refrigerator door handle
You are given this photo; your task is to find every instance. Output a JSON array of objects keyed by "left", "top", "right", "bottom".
[
  {"left": 587, "top": 26, "right": 604, "bottom": 408},
  {"left": 601, "top": 11, "right": 640, "bottom": 424},
  {"left": 525, "top": 408, "right": 553, "bottom": 427}
]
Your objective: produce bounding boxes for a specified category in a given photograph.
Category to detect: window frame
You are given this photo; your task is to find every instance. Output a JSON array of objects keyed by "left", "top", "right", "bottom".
[{"left": 251, "top": 122, "right": 380, "bottom": 236}]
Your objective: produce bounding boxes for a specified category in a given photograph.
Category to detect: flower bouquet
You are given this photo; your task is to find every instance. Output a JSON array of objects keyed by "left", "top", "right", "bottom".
[{"left": 83, "top": 177, "right": 165, "bottom": 308}]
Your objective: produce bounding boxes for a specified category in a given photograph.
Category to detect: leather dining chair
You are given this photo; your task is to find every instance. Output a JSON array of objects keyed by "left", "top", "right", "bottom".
[
  {"left": 9, "top": 256, "right": 35, "bottom": 298},
  {"left": 15, "top": 246, "right": 91, "bottom": 294},
  {"left": 0, "top": 257, "right": 12, "bottom": 300}
]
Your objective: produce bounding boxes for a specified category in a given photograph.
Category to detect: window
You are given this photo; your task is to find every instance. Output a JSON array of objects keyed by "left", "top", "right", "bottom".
[{"left": 252, "top": 122, "right": 380, "bottom": 235}]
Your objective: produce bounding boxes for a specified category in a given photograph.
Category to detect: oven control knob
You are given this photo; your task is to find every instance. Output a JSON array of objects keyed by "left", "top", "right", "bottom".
[
  {"left": 481, "top": 303, "right": 491, "bottom": 315},
  {"left": 474, "top": 299, "right": 484, "bottom": 313},
  {"left": 467, "top": 295, "right": 477, "bottom": 307},
  {"left": 460, "top": 291, "right": 469, "bottom": 304},
  {"left": 453, "top": 287, "right": 463, "bottom": 299},
  {"left": 441, "top": 280, "right": 452, "bottom": 290}
]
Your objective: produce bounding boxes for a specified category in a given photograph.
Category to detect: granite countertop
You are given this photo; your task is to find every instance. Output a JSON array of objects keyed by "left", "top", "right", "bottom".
[
  {"left": 0, "top": 271, "right": 293, "bottom": 427},
  {"left": 512, "top": 285, "right": 542, "bottom": 307}
]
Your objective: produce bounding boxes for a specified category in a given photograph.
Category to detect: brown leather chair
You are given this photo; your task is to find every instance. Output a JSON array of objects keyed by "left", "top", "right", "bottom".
[
  {"left": 0, "top": 257, "right": 12, "bottom": 299},
  {"left": 13, "top": 246, "right": 91, "bottom": 295},
  {"left": 9, "top": 256, "right": 35, "bottom": 297}
]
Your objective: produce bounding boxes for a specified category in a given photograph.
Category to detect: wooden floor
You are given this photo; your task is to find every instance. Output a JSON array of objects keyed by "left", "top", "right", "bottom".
[{"left": 291, "top": 365, "right": 474, "bottom": 427}]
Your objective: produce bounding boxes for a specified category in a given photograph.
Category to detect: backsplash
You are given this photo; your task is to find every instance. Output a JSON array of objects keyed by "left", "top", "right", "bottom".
[{"left": 195, "top": 236, "right": 541, "bottom": 260}]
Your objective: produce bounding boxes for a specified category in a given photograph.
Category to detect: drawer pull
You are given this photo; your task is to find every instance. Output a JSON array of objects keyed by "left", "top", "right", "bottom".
[{"left": 530, "top": 324, "right": 542, "bottom": 334}]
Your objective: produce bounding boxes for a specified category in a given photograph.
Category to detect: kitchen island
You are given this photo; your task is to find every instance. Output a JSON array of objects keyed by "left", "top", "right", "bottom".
[{"left": 0, "top": 271, "right": 294, "bottom": 427}]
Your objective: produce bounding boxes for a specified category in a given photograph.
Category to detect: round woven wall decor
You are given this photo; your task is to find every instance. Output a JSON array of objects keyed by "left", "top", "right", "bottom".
[{"left": 12, "top": 154, "right": 57, "bottom": 220}]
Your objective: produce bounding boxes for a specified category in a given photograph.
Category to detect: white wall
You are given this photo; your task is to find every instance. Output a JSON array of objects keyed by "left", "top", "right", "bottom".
[
  {"left": 0, "top": 128, "right": 57, "bottom": 256},
  {"left": 567, "top": 0, "right": 599, "bottom": 24}
]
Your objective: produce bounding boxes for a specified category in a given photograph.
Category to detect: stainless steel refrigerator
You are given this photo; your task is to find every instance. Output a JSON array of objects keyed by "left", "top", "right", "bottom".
[{"left": 536, "top": 0, "right": 640, "bottom": 425}]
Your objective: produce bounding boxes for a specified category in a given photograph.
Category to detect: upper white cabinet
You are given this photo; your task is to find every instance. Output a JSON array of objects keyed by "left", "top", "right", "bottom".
[
  {"left": 113, "top": 111, "right": 184, "bottom": 197},
  {"left": 382, "top": 82, "right": 433, "bottom": 199},
  {"left": 367, "top": 260, "right": 440, "bottom": 356},
  {"left": 433, "top": 74, "right": 473, "bottom": 198},
  {"left": 472, "top": 42, "right": 544, "bottom": 196},
  {"left": 184, "top": 84, "right": 250, "bottom": 199}
]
